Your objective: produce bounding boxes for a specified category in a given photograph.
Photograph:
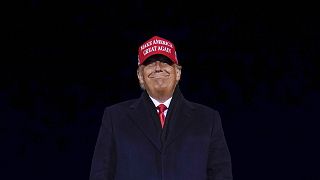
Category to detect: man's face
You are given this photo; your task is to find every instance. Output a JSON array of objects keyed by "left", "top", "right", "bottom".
[{"left": 137, "top": 57, "right": 181, "bottom": 100}]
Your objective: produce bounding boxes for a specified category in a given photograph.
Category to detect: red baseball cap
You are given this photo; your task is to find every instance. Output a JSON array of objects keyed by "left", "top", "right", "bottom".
[{"left": 138, "top": 36, "right": 178, "bottom": 65}]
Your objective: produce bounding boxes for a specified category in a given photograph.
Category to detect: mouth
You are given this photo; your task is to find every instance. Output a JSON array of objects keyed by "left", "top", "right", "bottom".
[{"left": 148, "top": 73, "right": 170, "bottom": 79}]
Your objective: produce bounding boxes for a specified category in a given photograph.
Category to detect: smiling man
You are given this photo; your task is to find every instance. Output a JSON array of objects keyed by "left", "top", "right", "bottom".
[
  {"left": 90, "top": 36, "right": 233, "bottom": 180},
  {"left": 137, "top": 54, "right": 181, "bottom": 103}
]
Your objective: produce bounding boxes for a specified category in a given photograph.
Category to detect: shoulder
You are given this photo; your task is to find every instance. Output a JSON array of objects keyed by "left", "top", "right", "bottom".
[
  {"left": 183, "top": 99, "right": 222, "bottom": 121},
  {"left": 183, "top": 100, "right": 223, "bottom": 129},
  {"left": 103, "top": 98, "right": 139, "bottom": 112},
  {"left": 186, "top": 99, "right": 218, "bottom": 113}
]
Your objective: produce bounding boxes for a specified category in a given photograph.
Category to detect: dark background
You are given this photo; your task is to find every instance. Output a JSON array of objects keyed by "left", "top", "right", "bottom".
[{"left": 3, "top": 2, "right": 320, "bottom": 180}]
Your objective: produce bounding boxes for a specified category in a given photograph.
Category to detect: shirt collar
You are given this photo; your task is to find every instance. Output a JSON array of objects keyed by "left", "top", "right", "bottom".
[{"left": 149, "top": 95, "right": 172, "bottom": 109}]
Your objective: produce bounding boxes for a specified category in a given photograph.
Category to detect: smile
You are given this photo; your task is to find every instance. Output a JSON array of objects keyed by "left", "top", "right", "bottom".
[{"left": 148, "top": 72, "right": 170, "bottom": 78}]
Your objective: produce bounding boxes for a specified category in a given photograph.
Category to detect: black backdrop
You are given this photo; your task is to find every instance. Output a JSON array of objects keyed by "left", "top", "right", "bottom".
[{"left": 3, "top": 2, "right": 320, "bottom": 180}]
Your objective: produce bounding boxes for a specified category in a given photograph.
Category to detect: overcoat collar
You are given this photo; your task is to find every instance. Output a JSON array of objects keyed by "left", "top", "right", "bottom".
[{"left": 129, "top": 87, "right": 195, "bottom": 152}]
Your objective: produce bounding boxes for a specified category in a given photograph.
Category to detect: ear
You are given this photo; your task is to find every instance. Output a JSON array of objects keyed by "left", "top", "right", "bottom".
[
  {"left": 137, "top": 66, "right": 144, "bottom": 84},
  {"left": 175, "top": 65, "right": 182, "bottom": 81}
]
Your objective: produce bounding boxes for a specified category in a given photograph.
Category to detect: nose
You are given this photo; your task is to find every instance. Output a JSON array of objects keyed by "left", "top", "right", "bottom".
[{"left": 154, "top": 61, "right": 161, "bottom": 71}]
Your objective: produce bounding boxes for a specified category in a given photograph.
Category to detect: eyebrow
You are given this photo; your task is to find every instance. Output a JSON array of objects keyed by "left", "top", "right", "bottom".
[{"left": 143, "top": 57, "right": 173, "bottom": 65}]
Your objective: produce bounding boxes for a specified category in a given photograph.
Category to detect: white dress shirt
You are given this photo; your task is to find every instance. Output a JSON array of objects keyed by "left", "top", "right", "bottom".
[{"left": 149, "top": 96, "right": 172, "bottom": 117}]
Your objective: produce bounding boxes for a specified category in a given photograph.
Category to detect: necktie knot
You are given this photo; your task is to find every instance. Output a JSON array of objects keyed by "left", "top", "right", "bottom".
[{"left": 157, "top": 104, "right": 167, "bottom": 113}]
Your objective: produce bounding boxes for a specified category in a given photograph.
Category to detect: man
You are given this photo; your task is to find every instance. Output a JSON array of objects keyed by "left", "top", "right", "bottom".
[{"left": 90, "top": 36, "right": 233, "bottom": 180}]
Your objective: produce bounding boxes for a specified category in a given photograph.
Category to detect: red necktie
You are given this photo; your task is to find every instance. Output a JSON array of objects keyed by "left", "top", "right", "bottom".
[{"left": 157, "top": 104, "right": 167, "bottom": 128}]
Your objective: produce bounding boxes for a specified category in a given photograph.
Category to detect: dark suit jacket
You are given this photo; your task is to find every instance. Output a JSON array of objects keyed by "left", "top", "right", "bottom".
[{"left": 90, "top": 87, "right": 232, "bottom": 180}]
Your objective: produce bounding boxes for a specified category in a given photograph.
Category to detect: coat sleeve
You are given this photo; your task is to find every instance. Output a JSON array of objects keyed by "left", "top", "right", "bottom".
[
  {"left": 207, "top": 110, "right": 233, "bottom": 180},
  {"left": 90, "top": 107, "right": 116, "bottom": 180}
]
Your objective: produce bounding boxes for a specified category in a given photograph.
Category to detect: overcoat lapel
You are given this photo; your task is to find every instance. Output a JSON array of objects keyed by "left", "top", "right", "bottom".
[
  {"left": 129, "top": 91, "right": 162, "bottom": 152},
  {"left": 128, "top": 88, "right": 196, "bottom": 152},
  {"left": 164, "top": 88, "right": 195, "bottom": 149}
]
